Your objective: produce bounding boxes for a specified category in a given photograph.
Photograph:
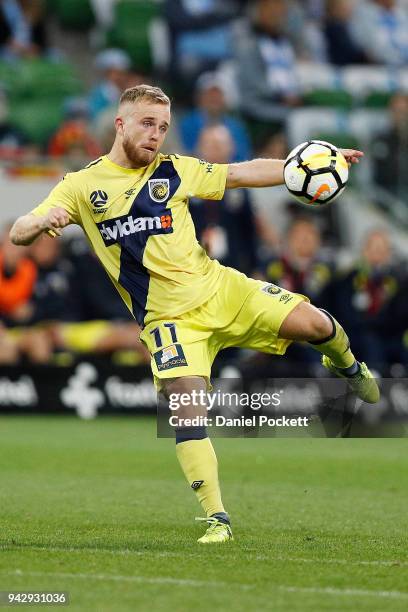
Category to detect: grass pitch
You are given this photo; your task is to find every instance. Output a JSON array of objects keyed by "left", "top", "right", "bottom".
[{"left": 1, "top": 416, "right": 408, "bottom": 611}]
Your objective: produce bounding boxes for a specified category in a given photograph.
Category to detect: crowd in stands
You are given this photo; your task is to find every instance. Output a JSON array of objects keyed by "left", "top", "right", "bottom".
[{"left": 0, "top": 0, "right": 407, "bottom": 374}]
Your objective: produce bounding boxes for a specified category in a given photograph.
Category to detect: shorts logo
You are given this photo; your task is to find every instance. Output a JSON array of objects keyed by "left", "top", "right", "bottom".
[
  {"left": 262, "top": 284, "right": 282, "bottom": 296},
  {"left": 191, "top": 480, "right": 204, "bottom": 490},
  {"left": 154, "top": 343, "right": 188, "bottom": 371},
  {"left": 148, "top": 179, "right": 170, "bottom": 203}
]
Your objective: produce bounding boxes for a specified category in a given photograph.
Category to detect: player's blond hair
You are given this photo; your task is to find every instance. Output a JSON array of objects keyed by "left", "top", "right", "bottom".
[{"left": 119, "top": 85, "right": 170, "bottom": 107}]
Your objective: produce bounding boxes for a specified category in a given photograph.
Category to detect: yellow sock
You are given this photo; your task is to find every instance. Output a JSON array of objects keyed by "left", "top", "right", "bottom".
[
  {"left": 310, "top": 310, "right": 356, "bottom": 369},
  {"left": 176, "top": 437, "right": 225, "bottom": 517}
]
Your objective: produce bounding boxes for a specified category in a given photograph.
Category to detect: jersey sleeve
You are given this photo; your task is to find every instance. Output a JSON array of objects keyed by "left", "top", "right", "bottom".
[
  {"left": 180, "top": 156, "right": 228, "bottom": 200},
  {"left": 29, "top": 173, "right": 80, "bottom": 224}
]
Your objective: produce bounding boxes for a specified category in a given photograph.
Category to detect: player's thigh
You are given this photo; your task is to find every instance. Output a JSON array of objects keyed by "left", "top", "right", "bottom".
[
  {"left": 140, "top": 319, "right": 214, "bottom": 393},
  {"left": 224, "top": 282, "right": 309, "bottom": 355}
]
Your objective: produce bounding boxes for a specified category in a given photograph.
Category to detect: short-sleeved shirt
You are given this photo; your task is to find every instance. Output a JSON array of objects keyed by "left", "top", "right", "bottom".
[{"left": 30, "top": 154, "right": 228, "bottom": 326}]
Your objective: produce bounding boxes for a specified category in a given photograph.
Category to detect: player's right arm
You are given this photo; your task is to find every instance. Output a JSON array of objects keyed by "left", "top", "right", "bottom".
[
  {"left": 9, "top": 174, "right": 80, "bottom": 246},
  {"left": 10, "top": 207, "right": 71, "bottom": 245}
]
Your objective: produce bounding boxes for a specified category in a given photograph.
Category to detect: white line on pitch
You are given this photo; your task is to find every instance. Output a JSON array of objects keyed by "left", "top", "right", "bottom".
[
  {"left": 2, "top": 571, "right": 408, "bottom": 600},
  {"left": 2, "top": 545, "right": 408, "bottom": 568},
  {"left": 279, "top": 586, "right": 408, "bottom": 600},
  {"left": 0, "top": 570, "right": 253, "bottom": 591}
]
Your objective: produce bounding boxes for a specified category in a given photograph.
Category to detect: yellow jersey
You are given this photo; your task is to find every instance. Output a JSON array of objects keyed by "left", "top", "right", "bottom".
[{"left": 30, "top": 154, "right": 228, "bottom": 326}]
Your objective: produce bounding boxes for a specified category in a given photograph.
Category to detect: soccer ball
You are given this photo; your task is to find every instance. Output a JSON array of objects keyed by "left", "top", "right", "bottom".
[{"left": 283, "top": 140, "right": 349, "bottom": 206}]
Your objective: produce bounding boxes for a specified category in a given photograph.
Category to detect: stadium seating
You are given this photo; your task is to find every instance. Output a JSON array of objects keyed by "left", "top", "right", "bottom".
[
  {"left": 106, "top": 1, "right": 161, "bottom": 70},
  {"left": 11, "top": 100, "right": 64, "bottom": 146},
  {"left": 0, "top": 60, "right": 82, "bottom": 102},
  {"left": 53, "top": 0, "right": 95, "bottom": 30},
  {"left": 303, "top": 89, "right": 353, "bottom": 110}
]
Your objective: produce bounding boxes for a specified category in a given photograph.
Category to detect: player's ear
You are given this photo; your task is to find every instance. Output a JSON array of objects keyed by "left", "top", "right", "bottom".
[{"left": 115, "top": 116, "right": 124, "bottom": 133}]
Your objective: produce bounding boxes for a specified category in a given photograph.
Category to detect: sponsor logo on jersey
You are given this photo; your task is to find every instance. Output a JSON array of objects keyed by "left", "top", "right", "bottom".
[
  {"left": 154, "top": 344, "right": 187, "bottom": 371},
  {"left": 98, "top": 213, "right": 173, "bottom": 243},
  {"left": 262, "top": 283, "right": 282, "bottom": 296},
  {"left": 148, "top": 178, "right": 170, "bottom": 203},
  {"left": 90, "top": 189, "right": 109, "bottom": 207}
]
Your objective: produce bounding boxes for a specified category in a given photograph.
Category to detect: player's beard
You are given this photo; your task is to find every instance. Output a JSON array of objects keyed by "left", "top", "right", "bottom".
[{"left": 122, "top": 136, "right": 157, "bottom": 168}]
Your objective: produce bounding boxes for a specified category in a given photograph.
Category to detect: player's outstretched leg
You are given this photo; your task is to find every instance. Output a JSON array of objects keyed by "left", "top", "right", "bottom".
[
  {"left": 279, "top": 302, "right": 380, "bottom": 404},
  {"left": 163, "top": 376, "right": 233, "bottom": 544}
]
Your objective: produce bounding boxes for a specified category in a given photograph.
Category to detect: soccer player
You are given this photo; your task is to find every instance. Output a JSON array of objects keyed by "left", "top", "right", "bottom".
[{"left": 10, "top": 85, "right": 380, "bottom": 544}]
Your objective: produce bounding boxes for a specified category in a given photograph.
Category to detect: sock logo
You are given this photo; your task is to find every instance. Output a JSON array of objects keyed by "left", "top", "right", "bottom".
[{"left": 191, "top": 480, "right": 204, "bottom": 490}]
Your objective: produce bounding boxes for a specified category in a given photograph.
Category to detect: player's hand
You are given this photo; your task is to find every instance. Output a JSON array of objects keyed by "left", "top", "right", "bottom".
[
  {"left": 42, "top": 207, "right": 70, "bottom": 237},
  {"left": 340, "top": 149, "right": 364, "bottom": 166}
]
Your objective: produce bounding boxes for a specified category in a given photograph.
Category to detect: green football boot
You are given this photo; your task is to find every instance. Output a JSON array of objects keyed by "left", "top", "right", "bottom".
[
  {"left": 322, "top": 357, "right": 380, "bottom": 404},
  {"left": 196, "top": 517, "right": 234, "bottom": 544}
]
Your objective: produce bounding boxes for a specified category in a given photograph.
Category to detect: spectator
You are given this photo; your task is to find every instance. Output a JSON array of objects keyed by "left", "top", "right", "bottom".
[
  {"left": 0, "top": 0, "right": 51, "bottom": 60},
  {"left": 28, "top": 234, "right": 79, "bottom": 324},
  {"left": 371, "top": 92, "right": 408, "bottom": 202},
  {"left": 331, "top": 228, "right": 407, "bottom": 372},
  {"left": 351, "top": 0, "right": 408, "bottom": 66},
  {"left": 323, "top": 0, "right": 369, "bottom": 66},
  {"left": 263, "top": 218, "right": 335, "bottom": 309},
  {"left": 261, "top": 217, "right": 335, "bottom": 367},
  {"left": 189, "top": 124, "right": 259, "bottom": 275},
  {"left": 88, "top": 48, "right": 131, "bottom": 121},
  {"left": 164, "top": 0, "right": 237, "bottom": 82},
  {"left": 48, "top": 97, "right": 103, "bottom": 170},
  {"left": 0, "top": 89, "right": 28, "bottom": 160},
  {"left": 179, "top": 71, "right": 251, "bottom": 162},
  {"left": 234, "top": 0, "right": 300, "bottom": 125},
  {"left": 0, "top": 222, "right": 36, "bottom": 325}
]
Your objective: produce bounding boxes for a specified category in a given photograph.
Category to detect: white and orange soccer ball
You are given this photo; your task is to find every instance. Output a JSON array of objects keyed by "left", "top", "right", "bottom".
[{"left": 283, "top": 140, "right": 349, "bottom": 206}]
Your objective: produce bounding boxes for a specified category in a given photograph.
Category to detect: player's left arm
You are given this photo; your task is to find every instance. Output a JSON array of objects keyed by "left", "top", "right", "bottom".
[{"left": 225, "top": 149, "right": 364, "bottom": 189}]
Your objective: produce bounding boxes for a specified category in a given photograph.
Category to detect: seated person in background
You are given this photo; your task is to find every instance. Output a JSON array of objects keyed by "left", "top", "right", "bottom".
[
  {"left": 179, "top": 72, "right": 251, "bottom": 162},
  {"left": 48, "top": 98, "right": 103, "bottom": 171},
  {"left": 234, "top": 0, "right": 300, "bottom": 124},
  {"left": 164, "top": 0, "right": 237, "bottom": 82},
  {"left": 351, "top": 0, "right": 408, "bottom": 66},
  {"left": 262, "top": 218, "right": 336, "bottom": 366},
  {"left": 0, "top": 89, "right": 28, "bottom": 160},
  {"left": 323, "top": 0, "right": 369, "bottom": 66},
  {"left": 189, "top": 124, "right": 260, "bottom": 277},
  {"left": 88, "top": 48, "right": 132, "bottom": 121},
  {"left": 0, "top": 222, "right": 43, "bottom": 363},
  {"left": 0, "top": 0, "right": 50, "bottom": 60},
  {"left": 371, "top": 92, "right": 408, "bottom": 202},
  {"left": 0, "top": 221, "right": 37, "bottom": 326},
  {"left": 331, "top": 228, "right": 407, "bottom": 373},
  {"left": 263, "top": 217, "right": 335, "bottom": 310}
]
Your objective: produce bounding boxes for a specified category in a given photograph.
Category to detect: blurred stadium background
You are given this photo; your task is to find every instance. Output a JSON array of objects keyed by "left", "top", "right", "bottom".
[{"left": 1, "top": 2, "right": 408, "bottom": 610}]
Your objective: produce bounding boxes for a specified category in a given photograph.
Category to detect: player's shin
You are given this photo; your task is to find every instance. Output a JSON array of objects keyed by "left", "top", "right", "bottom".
[
  {"left": 309, "top": 309, "right": 358, "bottom": 373},
  {"left": 175, "top": 428, "right": 229, "bottom": 523}
]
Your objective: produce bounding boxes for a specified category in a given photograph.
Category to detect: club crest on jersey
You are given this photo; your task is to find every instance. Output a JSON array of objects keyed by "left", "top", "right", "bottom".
[{"left": 148, "top": 178, "right": 170, "bottom": 203}]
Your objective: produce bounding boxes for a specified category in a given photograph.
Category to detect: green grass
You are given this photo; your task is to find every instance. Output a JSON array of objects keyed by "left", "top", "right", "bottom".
[{"left": 0, "top": 416, "right": 408, "bottom": 611}]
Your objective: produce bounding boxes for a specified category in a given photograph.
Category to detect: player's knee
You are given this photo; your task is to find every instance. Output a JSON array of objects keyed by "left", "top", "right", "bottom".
[
  {"left": 162, "top": 376, "right": 207, "bottom": 400},
  {"left": 306, "top": 308, "right": 333, "bottom": 342}
]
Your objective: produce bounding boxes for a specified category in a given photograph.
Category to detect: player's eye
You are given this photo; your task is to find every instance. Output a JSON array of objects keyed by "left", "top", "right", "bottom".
[
  {"left": 143, "top": 121, "right": 153, "bottom": 127},
  {"left": 159, "top": 126, "right": 168, "bottom": 133}
]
